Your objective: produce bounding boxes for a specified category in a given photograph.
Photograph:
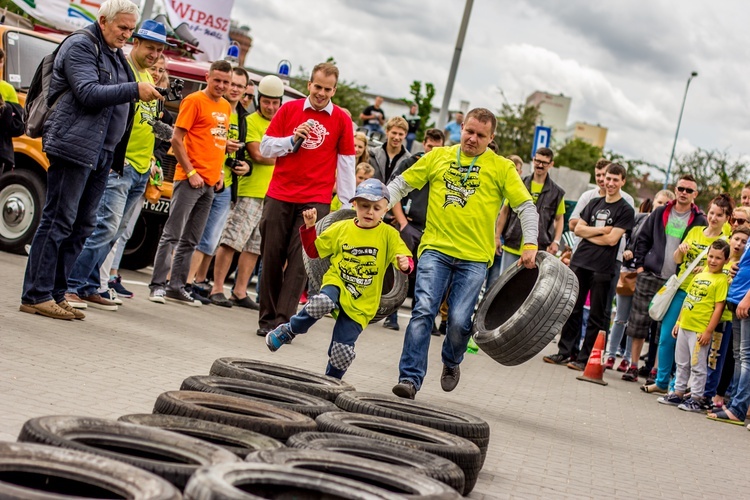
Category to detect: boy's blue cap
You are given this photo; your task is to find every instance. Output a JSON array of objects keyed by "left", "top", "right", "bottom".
[
  {"left": 134, "top": 20, "right": 175, "bottom": 46},
  {"left": 352, "top": 178, "right": 390, "bottom": 202}
]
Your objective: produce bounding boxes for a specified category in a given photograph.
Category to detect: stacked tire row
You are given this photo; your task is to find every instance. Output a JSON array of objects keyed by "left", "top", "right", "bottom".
[{"left": 1, "top": 358, "right": 491, "bottom": 498}]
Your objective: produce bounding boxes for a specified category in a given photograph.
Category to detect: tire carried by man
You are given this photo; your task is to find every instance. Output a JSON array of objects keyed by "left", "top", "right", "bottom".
[{"left": 472, "top": 251, "right": 579, "bottom": 366}]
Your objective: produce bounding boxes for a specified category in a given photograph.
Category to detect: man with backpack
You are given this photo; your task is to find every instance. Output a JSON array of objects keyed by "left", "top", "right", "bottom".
[{"left": 19, "top": 0, "right": 163, "bottom": 320}]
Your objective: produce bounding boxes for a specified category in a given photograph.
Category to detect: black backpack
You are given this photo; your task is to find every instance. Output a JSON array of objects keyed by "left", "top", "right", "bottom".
[{"left": 24, "top": 29, "right": 99, "bottom": 138}]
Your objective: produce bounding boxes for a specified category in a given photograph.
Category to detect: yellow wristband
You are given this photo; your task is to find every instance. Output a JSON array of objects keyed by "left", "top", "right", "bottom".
[
  {"left": 186, "top": 169, "right": 197, "bottom": 178},
  {"left": 522, "top": 243, "right": 538, "bottom": 250}
]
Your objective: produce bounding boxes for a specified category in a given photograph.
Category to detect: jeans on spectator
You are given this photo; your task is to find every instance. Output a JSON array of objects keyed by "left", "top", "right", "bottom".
[
  {"left": 398, "top": 250, "right": 486, "bottom": 391},
  {"left": 655, "top": 289, "right": 687, "bottom": 389},
  {"left": 485, "top": 253, "right": 503, "bottom": 292},
  {"left": 726, "top": 313, "right": 750, "bottom": 421},
  {"left": 705, "top": 321, "right": 732, "bottom": 399},
  {"left": 22, "top": 152, "right": 113, "bottom": 305},
  {"left": 499, "top": 250, "right": 520, "bottom": 274},
  {"left": 363, "top": 123, "right": 385, "bottom": 136},
  {"left": 67, "top": 165, "right": 149, "bottom": 297},
  {"left": 605, "top": 293, "right": 633, "bottom": 360},
  {"left": 405, "top": 132, "right": 416, "bottom": 152},
  {"left": 98, "top": 198, "right": 143, "bottom": 292},
  {"left": 195, "top": 187, "right": 231, "bottom": 256}
]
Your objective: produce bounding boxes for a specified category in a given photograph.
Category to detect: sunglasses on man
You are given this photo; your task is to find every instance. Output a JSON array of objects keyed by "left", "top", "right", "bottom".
[{"left": 676, "top": 186, "right": 695, "bottom": 194}]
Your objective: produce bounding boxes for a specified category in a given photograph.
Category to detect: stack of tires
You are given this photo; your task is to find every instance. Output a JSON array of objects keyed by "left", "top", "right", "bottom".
[{"left": 1, "top": 359, "right": 491, "bottom": 498}]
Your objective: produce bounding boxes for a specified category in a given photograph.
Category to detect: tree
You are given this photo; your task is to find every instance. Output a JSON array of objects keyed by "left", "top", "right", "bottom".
[
  {"left": 288, "top": 58, "right": 369, "bottom": 120},
  {"left": 403, "top": 81, "right": 436, "bottom": 142},
  {"left": 493, "top": 103, "right": 540, "bottom": 159},
  {"left": 555, "top": 138, "right": 602, "bottom": 175},
  {"left": 667, "top": 148, "right": 750, "bottom": 208}
]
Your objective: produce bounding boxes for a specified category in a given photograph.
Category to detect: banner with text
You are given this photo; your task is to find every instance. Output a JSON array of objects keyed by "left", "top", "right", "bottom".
[
  {"left": 163, "top": 0, "right": 234, "bottom": 62},
  {"left": 11, "top": 0, "right": 137, "bottom": 31}
]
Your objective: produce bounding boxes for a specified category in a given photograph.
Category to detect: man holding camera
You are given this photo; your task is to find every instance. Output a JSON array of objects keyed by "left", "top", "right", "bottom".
[
  {"left": 148, "top": 60, "right": 233, "bottom": 306},
  {"left": 64, "top": 19, "right": 170, "bottom": 313},
  {"left": 208, "top": 75, "right": 285, "bottom": 308}
]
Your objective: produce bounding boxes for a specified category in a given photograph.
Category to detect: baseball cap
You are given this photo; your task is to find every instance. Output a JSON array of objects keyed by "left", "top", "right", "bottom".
[
  {"left": 352, "top": 178, "right": 390, "bottom": 203},
  {"left": 133, "top": 20, "right": 175, "bottom": 46}
]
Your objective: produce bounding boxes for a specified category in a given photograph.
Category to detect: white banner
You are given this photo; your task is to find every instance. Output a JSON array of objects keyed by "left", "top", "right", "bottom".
[
  {"left": 163, "top": 0, "right": 234, "bottom": 62},
  {"left": 10, "top": 0, "right": 136, "bottom": 31}
]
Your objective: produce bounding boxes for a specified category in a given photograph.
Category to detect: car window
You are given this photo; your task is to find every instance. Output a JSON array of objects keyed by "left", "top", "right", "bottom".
[{"left": 3, "top": 31, "right": 58, "bottom": 92}]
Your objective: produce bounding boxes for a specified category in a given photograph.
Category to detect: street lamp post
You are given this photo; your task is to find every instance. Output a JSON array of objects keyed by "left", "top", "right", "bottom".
[{"left": 663, "top": 71, "right": 698, "bottom": 189}]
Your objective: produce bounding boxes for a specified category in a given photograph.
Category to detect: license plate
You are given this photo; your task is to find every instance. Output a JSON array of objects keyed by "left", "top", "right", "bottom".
[{"left": 143, "top": 199, "right": 170, "bottom": 214}]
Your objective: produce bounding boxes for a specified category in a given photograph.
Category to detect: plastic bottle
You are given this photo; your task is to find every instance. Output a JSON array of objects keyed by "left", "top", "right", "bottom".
[{"left": 466, "top": 337, "right": 479, "bottom": 354}]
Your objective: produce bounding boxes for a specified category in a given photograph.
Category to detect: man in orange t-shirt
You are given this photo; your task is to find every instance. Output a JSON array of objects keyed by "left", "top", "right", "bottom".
[{"left": 148, "top": 60, "right": 232, "bottom": 306}]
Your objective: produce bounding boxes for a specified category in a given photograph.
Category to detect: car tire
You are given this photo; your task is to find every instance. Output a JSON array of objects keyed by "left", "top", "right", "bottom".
[
  {"left": 120, "top": 211, "right": 163, "bottom": 270},
  {"left": 0, "top": 168, "right": 44, "bottom": 254}
]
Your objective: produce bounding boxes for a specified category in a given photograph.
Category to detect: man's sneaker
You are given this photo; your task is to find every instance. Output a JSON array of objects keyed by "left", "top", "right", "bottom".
[
  {"left": 604, "top": 357, "right": 616, "bottom": 370},
  {"left": 101, "top": 289, "right": 123, "bottom": 306},
  {"left": 187, "top": 286, "right": 211, "bottom": 305},
  {"left": 566, "top": 361, "right": 586, "bottom": 371},
  {"left": 265, "top": 324, "right": 295, "bottom": 352},
  {"left": 543, "top": 353, "right": 570, "bottom": 365},
  {"left": 616, "top": 359, "right": 630, "bottom": 373},
  {"left": 622, "top": 366, "right": 639, "bottom": 382},
  {"left": 149, "top": 288, "right": 166, "bottom": 304},
  {"left": 440, "top": 365, "right": 461, "bottom": 392},
  {"left": 392, "top": 380, "right": 417, "bottom": 400},
  {"left": 638, "top": 365, "right": 651, "bottom": 378},
  {"left": 383, "top": 319, "right": 400, "bottom": 331},
  {"left": 19, "top": 300, "right": 75, "bottom": 320},
  {"left": 646, "top": 368, "right": 657, "bottom": 385},
  {"left": 657, "top": 393, "right": 684, "bottom": 406},
  {"left": 56, "top": 300, "right": 85, "bottom": 320},
  {"left": 64, "top": 293, "right": 88, "bottom": 309},
  {"left": 108, "top": 275, "right": 133, "bottom": 298},
  {"left": 191, "top": 280, "right": 212, "bottom": 298},
  {"left": 256, "top": 327, "right": 271, "bottom": 337},
  {"left": 165, "top": 287, "right": 201, "bottom": 307},
  {"left": 678, "top": 397, "right": 708, "bottom": 413},
  {"left": 81, "top": 293, "right": 118, "bottom": 311}
]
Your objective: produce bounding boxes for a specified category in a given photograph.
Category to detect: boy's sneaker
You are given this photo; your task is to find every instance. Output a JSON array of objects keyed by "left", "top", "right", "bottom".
[
  {"left": 149, "top": 288, "right": 166, "bottom": 304},
  {"left": 101, "top": 289, "right": 123, "bottom": 306},
  {"left": 165, "top": 287, "right": 201, "bottom": 307},
  {"left": 657, "top": 393, "right": 684, "bottom": 406},
  {"left": 604, "top": 357, "right": 616, "bottom": 370},
  {"left": 265, "top": 324, "right": 295, "bottom": 352},
  {"left": 543, "top": 353, "right": 570, "bottom": 365},
  {"left": 622, "top": 366, "right": 639, "bottom": 382},
  {"left": 616, "top": 359, "right": 630, "bottom": 373},
  {"left": 678, "top": 397, "right": 708, "bottom": 413},
  {"left": 108, "top": 275, "right": 133, "bottom": 298}
]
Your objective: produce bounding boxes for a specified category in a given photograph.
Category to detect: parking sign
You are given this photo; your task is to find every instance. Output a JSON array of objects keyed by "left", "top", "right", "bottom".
[{"left": 531, "top": 126, "right": 552, "bottom": 158}]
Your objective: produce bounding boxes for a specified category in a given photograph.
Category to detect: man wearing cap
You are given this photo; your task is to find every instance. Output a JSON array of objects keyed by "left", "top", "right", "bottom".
[
  {"left": 20, "top": 0, "right": 164, "bottom": 320},
  {"left": 64, "top": 19, "right": 171, "bottom": 312}
]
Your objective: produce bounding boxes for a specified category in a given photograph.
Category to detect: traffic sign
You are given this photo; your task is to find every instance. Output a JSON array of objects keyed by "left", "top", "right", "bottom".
[{"left": 531, "top": 126, "right": 552, "bottom": 158}]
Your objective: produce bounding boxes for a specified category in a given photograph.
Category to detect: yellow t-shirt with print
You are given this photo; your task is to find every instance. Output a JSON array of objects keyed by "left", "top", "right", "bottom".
[
  {"left": 239, "top": 111, "right": 274, "bottom": 198},
  {"left": 124, "top": 63, "right": 157, "bottom": 174},
  {"left": 223, "top": 111, "right": 239, "bottom": 188},
  {"left": 401, "top": 144, "right": 533, "bottom": 265},
  {"left": 316, "top": 219, "right": 411, "bottom": 329},
  {"left": 0, "top": 81, "right": 19, "bottom": 104},
  {"left": 678, "top": 227, "right": 724, "bottom": 291},
  {"left": 502, "top": 180, "right": 565, "bottom": 255},
  {"left": 680, "top": 270, "right": 728, "bottom": 333}
]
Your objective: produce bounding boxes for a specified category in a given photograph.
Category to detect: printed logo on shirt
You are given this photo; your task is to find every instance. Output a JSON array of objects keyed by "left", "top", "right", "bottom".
[
  {"left": 590, "top": 209, "right": 613, "bottom": 227},
  {"left": 137, "top": 100, "right": 158, "bottom": 128},
  {"left": 301, "top": 120, "right": 330, "bottom": 150},
  {"left": 211, "top": 112, "right": 229, "bottom": 149},
  {"left": 338, "top": 244, "right": 379, "bottom": 299},
  {"left": 684, "top": 278, "right": 712, "bottom": 310},
  {"left": 665, "top": 217, "right": 688, "bottom": 239},
  {"left": 442, "top": 161, "right": 481, "bottom": 208}
]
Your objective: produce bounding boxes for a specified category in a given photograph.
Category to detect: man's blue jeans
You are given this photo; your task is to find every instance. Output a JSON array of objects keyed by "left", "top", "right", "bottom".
[
  {"left": 21, "top": 152, "right": 113, "bottom": 305},
  {"left": 727, "top": 313, "right": 750, "bottom": 421},
  {"left": 655, "top": 289, "right": 687, "bottom": 389},
  {"left": 398, "top": 250, "right": 487, "bottom": 391},
  {"left": 195, "top": 187, "right": 231, "bottom": 256},
  {"left": 67, "top": 165, "right": 149, "bottom": 297}
]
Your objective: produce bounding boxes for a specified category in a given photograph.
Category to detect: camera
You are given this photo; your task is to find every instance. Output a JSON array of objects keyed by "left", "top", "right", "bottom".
[
  {"left": 155, "top": 78, "right": 185, "bottom": 102},
  {"left": 225, "top": 157, "right": 253, "bottom": 176}
]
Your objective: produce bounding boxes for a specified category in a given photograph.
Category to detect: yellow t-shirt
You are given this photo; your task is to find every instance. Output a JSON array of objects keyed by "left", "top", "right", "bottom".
[
  {"left": 223, "top": 111, "right": 239, "bottom": 188},
  {"left": 681, "top": 271, "right": 728, "bottom": 333},
  {"left": 238, "top": 111, "right": 274, "bottom": 199},
  {"left": 678, "top": 227, "right": 724, "bottom": 291},
  {"left": 502, "top": 180, "right": 565, "bottom": 255},
  {"left": 330, "top": 194, "right": 342, "bottom": 212},
  {"left": 0, "top": 81, "right": 19, "bottom": 104},
  {"left": 401, "top": 145, "right": 533, "bottom": 265},
  {"left": 316, "top": 219, "right": 411, "bottom": 329},
  {"left": 124, "top": 63, "right": 157, "bottom": 174}
]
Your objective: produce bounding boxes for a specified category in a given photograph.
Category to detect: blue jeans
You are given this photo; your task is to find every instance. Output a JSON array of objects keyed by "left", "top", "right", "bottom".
[
  {"left": 363, "top": 123, "right": 384, "bottom": 136},
  {"left": 22, "top": 152, "right": 113, "bottom": 304},
  {"left": 67, "top": 165, "right": 149, "bottom": 297},
  {"left": 111, "top": 197, "right": 143, "bottom": 271},
  {"left": 499, "top": 251, "right": 521, "bottom": 274},
  {"left": 605, "top": 293, "right": 633, "bottom": 360},
  {"left": 398, "top": 250, "right": 487, "bottom": 390},
  {"left": 195, "top": 187, "right": 231, "bottom": 255},
  {"left": 705, "top": 321, "right": 732, "bottom": 399},
  {"left": 405, "top": 132, "right": 416, "bottom": 152},
  {"left": 727, "top": 314, "right": 750, "bottom": 421},
  {"left": 485, "top": 253, "right": 503, "bottom": 292},
  {"left": 655, "top": 289, "right": 687, "bottom": 389}
]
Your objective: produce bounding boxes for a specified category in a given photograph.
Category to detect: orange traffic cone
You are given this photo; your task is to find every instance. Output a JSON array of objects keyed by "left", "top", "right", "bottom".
[{"left": 576, "top": 330, "right": 608, "bottom": 386}]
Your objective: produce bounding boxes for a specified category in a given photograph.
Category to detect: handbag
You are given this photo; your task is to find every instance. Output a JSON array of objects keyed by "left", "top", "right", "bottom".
[
  {"left": 616, "top": 270, "right": 638, "bottom": 297},
  {"left": 648, "top": 244, "right": 713, "bottom": 321}
]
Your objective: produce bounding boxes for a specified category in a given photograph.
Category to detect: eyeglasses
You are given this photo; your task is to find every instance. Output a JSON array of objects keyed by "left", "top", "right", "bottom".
[
  {"left": 733, "top": 218, "right": 747, "bottom": 225},
  {"left": 242, "top": 93, "right": 254, "bottom": 99},
  {"left": 532, "top": 158, "right": 551, "bottom": 167},
  {"left": 676, "top": 186, "right": 695, "bottom": 194}
]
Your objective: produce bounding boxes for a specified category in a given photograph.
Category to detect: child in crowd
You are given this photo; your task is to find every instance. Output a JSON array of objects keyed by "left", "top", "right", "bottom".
[
  {"left": 266, "top": 178, "right": 412, "bottom": 379},
  {"left": 331, "top": 163, "right": 374, "bottom": 212},
  {"left": 658, "top": 239, "right": 731, "bottom": 411}
]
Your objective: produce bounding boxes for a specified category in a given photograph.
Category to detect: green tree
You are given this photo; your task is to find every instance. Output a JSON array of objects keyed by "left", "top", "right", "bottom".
[
  {"left": 288, "top": 58, "right": 369, "bottom": 120},
  {"left": 667, "top": 148, "right": 750, "bottom": 208},
  {"left": 403, "top": 80, "right": 436, "bottom": 141},
  {"left": 493, "top": 103, "right": 540, "bottom": 159},
  {"left": 555, "top": 138, "right": 602, "bottom": 175}
]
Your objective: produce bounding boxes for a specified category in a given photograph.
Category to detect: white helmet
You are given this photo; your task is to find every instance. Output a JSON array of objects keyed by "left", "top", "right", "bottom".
[{"left": 257, "top": 75, "right": 284, "bottom": 100}]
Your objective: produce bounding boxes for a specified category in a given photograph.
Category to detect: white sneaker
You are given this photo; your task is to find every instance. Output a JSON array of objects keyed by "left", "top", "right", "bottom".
[
  {"left": 149, "top": 288, "right": 166, "bottom": 304},
  {"left": 102, "top": 289, "right": 123, "bottom": 306}
]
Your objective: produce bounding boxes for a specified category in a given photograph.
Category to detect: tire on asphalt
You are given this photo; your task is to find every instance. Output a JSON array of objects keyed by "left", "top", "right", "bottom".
[
  {"left": 302, "top": 209, "right": 408, "bottom": 322},
  {"left": 286, "top": 431, "right": 465, "bottom": 494},
  {"left": 184, "top": 462, "right": 408, "bottom": 500},
  {"left": 17, "top": 416, "right": 239, "bottom": 489},
  {"left": 153, "top": 391, "right": 317, "bottom": 442},
  {"left": 118, "top": 414, "right": 285, "bottom": 459},
  {"left": 315, "top": 411, "right": 481, "bottom": 495},
  {"left": 245, "top": 448, "right": 461, "bottom": 498},
  {"left": 472, "top": 251, "right": 579, "bottom": 366},
  {"left": 0, "top": 441, "right": 181, "bottom": 499},
  {"left": 334, "top": 391, "right": 490, "bottom": 463},
  {"left": 209, "top": 358, "right": 355, "bottom": 402},
  {"left": 180, "top": 375, "right": 338, "bottom": 418}
]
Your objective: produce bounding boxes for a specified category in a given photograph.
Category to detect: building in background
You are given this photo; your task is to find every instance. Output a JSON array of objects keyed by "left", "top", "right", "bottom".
[
  {"left": 563, "top": 121, "right": 608, "bottom": 149},
  {"left": 229, "top": 21, "right": 253, "bottom": 66},
  {"left": 525, "top": 91, "right": 571, "bottom": 139}
]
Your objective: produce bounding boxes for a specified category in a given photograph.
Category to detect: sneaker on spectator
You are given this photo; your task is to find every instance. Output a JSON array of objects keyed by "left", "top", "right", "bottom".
[
  {"left": 101, "top": 289, "right": 123, "bottom": 306},
  {"left": 616, "top": 359, "right": 630, "bottom": 373},
  {"left": 188, "top": 287, "right": 211, "bottom": 305},
  {"left": 566, "top": 361, "right": 586, "bottom": 371},
  {"left": 604, "top": 357, "right": 616, "bottom": 370},
  {"left": 191, "top": 280, "right": 212, "bottom": 298},
  {"left": 678, "top": 397, "right": 708, "bottom": 413},
  {"left": 657, "top": 393, "right": 684, "bottom": 406},
  {"left": 543, "top": 353, "right": 570, "bottom": 365},
  {"left": 392, "top": 380, "right": 417, "bottom": 400},
  {"left": 108, "top": 275, "right": 133, "bottom": 298},
  {"left": 166, "top": 287, "right": 201, "bottom": 307},
  {"left": 646, "top": 368, "right": 657, "bottom": 385},
  {"left": 64, "top": 293, "right": 88, "bottom": 310},
  {"left": 622, "top": 366, "right": 638, "bottom": 382},
  {"left": 266, "top": 324, "right": 296, "bottom": 352},
  {"left": 81, "top": 293, "right": 118, "bottom": 311},
  {"left": 149, "top": 288, "right": 166, "bottom": 304},
  {"left": 299, "top": 290, "right": 308, "bottom": 305},
  {"left": 638, "top": 365, "right": 651, "bottom": 378}
]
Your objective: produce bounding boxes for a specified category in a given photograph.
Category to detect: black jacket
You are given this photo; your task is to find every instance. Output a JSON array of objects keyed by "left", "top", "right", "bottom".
[
  {"left": 0, "top": 100, "right": 25, "bottom": 167},
  {"left": 392, "top": 152, "right": 428, "bottom": 231},
  {"left": 503, "top": 174, "right": 565, "bottom": 250}
]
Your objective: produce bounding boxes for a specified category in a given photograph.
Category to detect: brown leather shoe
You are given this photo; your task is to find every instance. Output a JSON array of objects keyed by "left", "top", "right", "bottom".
[
  {"left": 57, "top": 300, "right": 85, "bottom": 320},
  {"left": 64, "top": 292, "right": 88, "bottom": 309},
  {"left": 81, "top": 293, "right": 118, "bottom": 311},
  {"left": 19, "top": 300, "right": 75, "bottom": 320}
]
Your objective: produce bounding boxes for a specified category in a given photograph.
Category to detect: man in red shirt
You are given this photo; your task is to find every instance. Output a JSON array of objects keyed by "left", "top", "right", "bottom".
[{"left": 258, "top": 62, "right": 356, "bottom": 336}]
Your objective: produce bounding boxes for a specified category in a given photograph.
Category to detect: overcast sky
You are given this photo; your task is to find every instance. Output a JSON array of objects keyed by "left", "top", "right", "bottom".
[{"left": 233, "top": 0, "right": 749, "bottom": 178}]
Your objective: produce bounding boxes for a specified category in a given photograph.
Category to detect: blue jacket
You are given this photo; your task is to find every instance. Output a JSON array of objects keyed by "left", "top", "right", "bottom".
[
  {"left": 728, "top": 244, "right": 750, "bottom": 305},
  {"left": 43, "top": 23, "right": 138, "bottom": 172}
]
